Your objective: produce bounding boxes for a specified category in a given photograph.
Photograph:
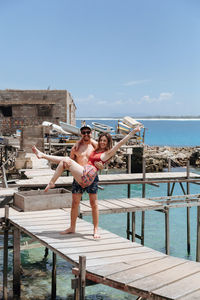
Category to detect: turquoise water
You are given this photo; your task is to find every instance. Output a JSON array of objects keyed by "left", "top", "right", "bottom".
[
  {"left": 1, "top": 120, "right": 200, "bottom": 299},
  {"left": 77, "top": 118, "right": 200, "bottom": 146}
]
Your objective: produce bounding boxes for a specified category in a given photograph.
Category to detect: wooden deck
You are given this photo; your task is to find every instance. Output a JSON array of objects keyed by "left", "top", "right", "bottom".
[
  {"left": 80, "top": 197, "right": 164, "bottom": 215},
  {"left": 4, "top": 207, "right": 200, "bottom": 299},
  {"left": 12, "top": 171, "right": 200, "bottom": 189}
]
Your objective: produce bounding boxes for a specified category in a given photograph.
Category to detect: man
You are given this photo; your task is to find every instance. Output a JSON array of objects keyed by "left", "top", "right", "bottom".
[{"left": 61, "top": 125, "right": 103, "bottom": 238}]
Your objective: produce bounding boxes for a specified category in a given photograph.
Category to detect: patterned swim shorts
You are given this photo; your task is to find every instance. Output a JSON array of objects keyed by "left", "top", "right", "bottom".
[
  {"left": 80, "top": 165, "right": 97, "bottom": 188},
  {"left": 72, "top": 175, "right": 99, "bottom": 194}
]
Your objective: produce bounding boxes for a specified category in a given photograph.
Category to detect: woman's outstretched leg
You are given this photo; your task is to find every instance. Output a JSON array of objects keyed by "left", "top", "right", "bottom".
[
  {"left": 32, "top": 146, "right": 66, "bottom": 164},
  {"left": 44, "top": 161, "right": 63, "bottom": 191},
  {"left": 44, "top": 158, "right": 84, "bottom": 192}
]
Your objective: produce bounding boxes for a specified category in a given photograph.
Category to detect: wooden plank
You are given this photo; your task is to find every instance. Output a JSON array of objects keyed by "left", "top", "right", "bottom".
[
  {"left": 87, "top": 257, "right": 164, "bottom": 277},
  {"left": 42, "top": 232, "right": 122, "bottom": 244},
  {"left": 119, "top": 198, "right": 160, "bottom": 208},
  {"left": 47, "top": 236, "right": 139, "bottom": 249},
  {"left": 105, "top": 199, "right": 135, "bottom": 208},
  {"left": 85, "top": 251, "right": 165, "bottom": 267},
  {"left": 9, "top": 208, "right": 68, "bottom": 218},
  {"left": 128, "top": 260, "right": 200, "bottom": 297},
  {"left": 151, "top": 271, "right": 200, "bottom": 299},
  {"left": 178, "top": 289, "right": 200, "bottom": 300},
  {"left": 56, "top": 242, "right": 137, "bottom": 255},
  {"left": 107, "top": 256, "right": 187, "bottom": 284},
  {"left": 67, "top": 246, "right": 156, "bottom": 261}
]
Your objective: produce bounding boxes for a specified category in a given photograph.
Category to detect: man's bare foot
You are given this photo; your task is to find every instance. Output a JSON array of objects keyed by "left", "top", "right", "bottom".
[
  {"left": 60, "top": 227, "right": 75, "bottom": 235},
  {"left": 44, "top": 182, "right": 55, "bottom": 192},
  {"left": 32, "top": 146, "right": 44, "bottom": 159},
  {"left": 93, "top": 230, "right": 100, "bottom": 239}
]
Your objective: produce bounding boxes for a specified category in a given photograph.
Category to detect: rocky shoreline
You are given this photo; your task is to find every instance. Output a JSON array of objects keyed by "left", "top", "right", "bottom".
[{"left": 109, "top": 146, "right": 200, "bottom": 172}]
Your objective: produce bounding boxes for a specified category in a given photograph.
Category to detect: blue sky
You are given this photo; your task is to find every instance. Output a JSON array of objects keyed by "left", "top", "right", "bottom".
[{"left": 0, "top": 0, "right": 199, "bottom": 117}]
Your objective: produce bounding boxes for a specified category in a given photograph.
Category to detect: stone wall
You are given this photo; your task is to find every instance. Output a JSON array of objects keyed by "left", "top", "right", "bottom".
[{"left": 0, "top": 89, "right": 76, "bottom": 135}]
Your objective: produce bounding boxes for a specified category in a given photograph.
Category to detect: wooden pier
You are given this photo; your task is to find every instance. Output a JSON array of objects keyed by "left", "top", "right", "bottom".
[
  {"left": 2, "top": 206, "right": 200, "bottom": 299},
  {"left": 11, "top": 170, "right": 200, "bottom": 189},
  {"left": 1, "top": 154, "right": 200, "bottom": 298}
]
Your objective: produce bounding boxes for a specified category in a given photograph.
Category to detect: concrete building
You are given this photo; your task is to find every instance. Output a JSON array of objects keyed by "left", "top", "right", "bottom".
[{"left": 0, "top": 89, "right": 76, "bottom": 135}]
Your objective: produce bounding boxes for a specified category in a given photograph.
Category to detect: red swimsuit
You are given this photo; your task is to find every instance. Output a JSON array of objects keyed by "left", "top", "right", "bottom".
[{"left": 80, "top": 151, "right": 104, "bottom": 188}]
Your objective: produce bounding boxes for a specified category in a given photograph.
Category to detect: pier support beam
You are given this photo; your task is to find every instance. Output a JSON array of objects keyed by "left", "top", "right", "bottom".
[
  {"left": 3, "top": 205, "right": 9, "bottom": 300},
  {"left": 51, "top": 252, "right": 56, "bottom": 299},
  {"left": 72, "top": 256, "right": 86, "bottom": 300},
  {"left": 186, "top": 160, "right": 191, "bottom": 254},
  {"left": 127, "top": 154, "right": 131, "bottom": 240},
  {"left": 13, "top": 227, "right": 21, "bottom": 300},
  {"left": 196, "top": 206, "right": 200, "bottom": 262},
  {"left": 141, "top": 157, "right": 146, "bottom": 245},
  {"left": 165, "top": 207, "right": 170, "bottom": 255}
]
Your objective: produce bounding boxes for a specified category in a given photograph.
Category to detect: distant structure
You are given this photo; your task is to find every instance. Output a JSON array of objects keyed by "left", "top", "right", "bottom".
[{"left": 0, "top": 89, "right": 76, "bottom": 135}]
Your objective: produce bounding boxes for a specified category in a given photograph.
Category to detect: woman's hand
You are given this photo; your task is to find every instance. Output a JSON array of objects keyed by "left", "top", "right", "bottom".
[
  {"left": 131, "top": 125, "right": 142, "bottom": 134},
  {"left": 94, "top": 161, "right": 104, "bottom": 170}
]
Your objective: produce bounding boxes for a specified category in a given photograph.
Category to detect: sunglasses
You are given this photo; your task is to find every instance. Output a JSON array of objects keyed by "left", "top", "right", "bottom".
[{"left": 81, "top": 130, "right": 91, "bottom": 135}]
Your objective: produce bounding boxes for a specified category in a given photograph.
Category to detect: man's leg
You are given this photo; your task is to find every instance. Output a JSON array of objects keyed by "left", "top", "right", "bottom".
[
  {"left": 60, "top": 193, "right": 82, "bottom": 234},
  {"left": 86, "top": 175, "right": 100, "bottom": 239},
  {"left": 89, "top": 193, "right": 100, "bottom": 239}
]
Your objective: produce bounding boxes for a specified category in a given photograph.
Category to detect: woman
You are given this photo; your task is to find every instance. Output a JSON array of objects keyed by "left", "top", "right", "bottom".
[{"left": 32, "top": 125, "right": 141, "bottom": 192}]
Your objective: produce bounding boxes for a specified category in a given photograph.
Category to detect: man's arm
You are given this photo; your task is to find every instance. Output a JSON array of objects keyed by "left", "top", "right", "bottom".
[
  {"left": 70, "top": 146, "right": 76, "bottom": 160},
  {"left": 90, "top": 138, "right": 98, "bottom": 149}
]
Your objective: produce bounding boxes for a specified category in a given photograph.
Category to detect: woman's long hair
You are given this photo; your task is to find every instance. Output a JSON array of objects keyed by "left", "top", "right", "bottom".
[{"left": 96, "top": 133, "right": 113, "bottom": 152}]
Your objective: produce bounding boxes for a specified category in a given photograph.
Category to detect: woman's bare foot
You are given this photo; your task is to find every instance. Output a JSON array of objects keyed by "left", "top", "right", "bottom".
[
  {"left": 44, "top": 182, "right": 55, "bottom": 192},
  {"left": 93, "top": 229, "right": 100, "bottom": 239},
  {"left": 60, "top": 227, "right": 75, "bottom": 235},
  {"left": 32, "top": 146, "right": 44, "bottom": 159}
]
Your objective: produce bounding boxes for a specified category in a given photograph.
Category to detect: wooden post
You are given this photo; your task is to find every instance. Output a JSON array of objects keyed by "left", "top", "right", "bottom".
[
  {"left": 1, "top": 165, "right": 8, "bottom": 188},
  {"left": 131, "top": 212, "right": 135, "bottom": 242},
  {"left": 127, "top": 212, "right": 130, "bottom": 240},
  {"left": 196, "top": 206, "right": 200, "bottom": 262},
  {"left": 79, "top": 256, "right": 86, "bottom": 300},
  {"left": 141, "top": 157, "right": 146, "bottom": 245},
  {"left": 186, "top": 160, "right": 191, "bottom": 254},
  {"left": 167, "top": 158, "right": 171, "bottom": 196},
  {"left": 51, "top": 252, "right": 56, "bottom": 299},
  {"left": 49, "top": 136, "right": 52, "bottom": 155},
  {"left": 13, "top": 227, "right": 21, "bottom": 299},
  {"left": 165, "top": 207, "right": 170, "bottom": 255},
  {"left": 165, "top": 159, "right": 171, "bottom": 255},
  {"left": 3, "top": 205, "right": 9, "bottom": 300},
  {"left": 44, "top": 247, "right": 49, "bottom": 258},
  {"left": 127, "top": 153, "right": 131, "bottom": 240}
]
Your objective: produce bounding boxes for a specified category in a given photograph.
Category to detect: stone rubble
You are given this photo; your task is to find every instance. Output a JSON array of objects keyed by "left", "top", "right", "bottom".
[{"left": 109, "top": 146, "right": 200, "bottom": 172}]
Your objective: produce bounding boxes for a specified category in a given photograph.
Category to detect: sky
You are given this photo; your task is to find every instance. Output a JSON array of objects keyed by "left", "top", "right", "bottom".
[{"left": 0, "top": 0, "right": 200, "bottom": 118}]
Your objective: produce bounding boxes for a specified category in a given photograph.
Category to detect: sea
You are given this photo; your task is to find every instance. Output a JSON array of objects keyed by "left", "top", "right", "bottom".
[{"left": 1, "top": 118, "right": 200, "bottom": 299}]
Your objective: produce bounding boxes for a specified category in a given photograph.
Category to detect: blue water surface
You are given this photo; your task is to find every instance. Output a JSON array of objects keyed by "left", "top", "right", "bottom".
[{"left": 76, "top": 119, "right": 200, "bottom": 146}]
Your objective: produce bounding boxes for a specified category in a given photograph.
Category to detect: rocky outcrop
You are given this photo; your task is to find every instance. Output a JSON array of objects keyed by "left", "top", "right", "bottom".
[{"left": 110, "top": 146, "right": 200, "bottom": 172}]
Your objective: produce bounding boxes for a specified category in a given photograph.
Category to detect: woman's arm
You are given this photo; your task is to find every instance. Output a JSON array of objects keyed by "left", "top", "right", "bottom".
[{"left": 101, "top": 125, "right": 141, "bottom": 161}]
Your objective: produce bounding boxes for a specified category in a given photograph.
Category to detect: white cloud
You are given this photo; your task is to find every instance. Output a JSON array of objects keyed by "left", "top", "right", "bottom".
[
  {"left": 75, "top": 94, "right": 95, "bottom": 103},
  {"left": 123, "top": 79, "right": 150, "bottom": 86},
  {"left": 140, "top": 92, "right": 174, "bottom": 103}
]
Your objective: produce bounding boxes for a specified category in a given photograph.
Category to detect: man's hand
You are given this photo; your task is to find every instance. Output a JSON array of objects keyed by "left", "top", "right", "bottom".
[
  {"left": 73, "top": 139, "right": 83, "bottom": 151},
  {"left": 94, "top": 161, "right": 104, "bottom": 170}
]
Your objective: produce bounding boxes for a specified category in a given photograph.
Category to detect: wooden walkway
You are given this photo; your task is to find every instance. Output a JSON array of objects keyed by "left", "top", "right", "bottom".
[
  {"left": 12, "top": 171, "right": 200, "bottom": 189},
  {"left": 3, "top": 207, "right": 200, "bottom": 299},
  {"left": 80, "top": 197, "right": 164, "bottom": 215}
]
